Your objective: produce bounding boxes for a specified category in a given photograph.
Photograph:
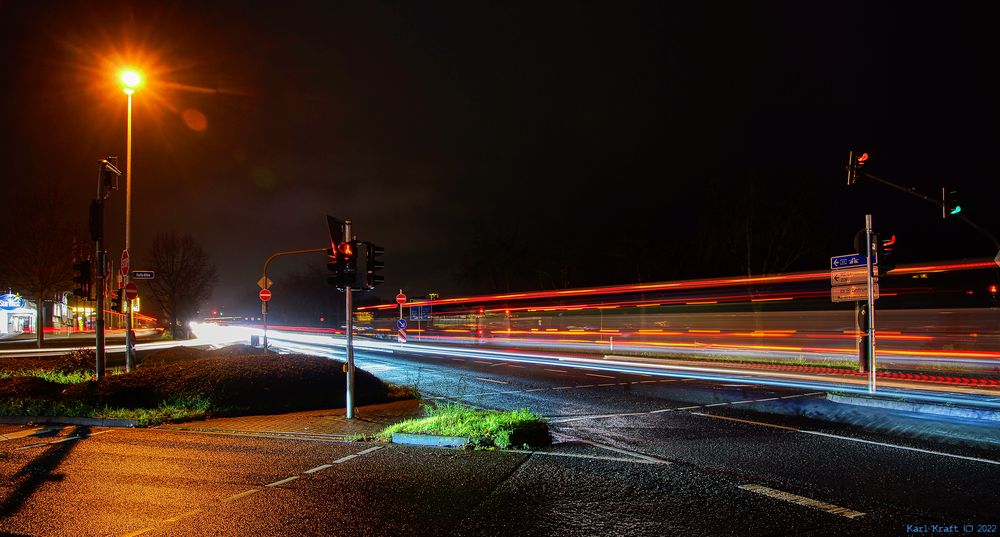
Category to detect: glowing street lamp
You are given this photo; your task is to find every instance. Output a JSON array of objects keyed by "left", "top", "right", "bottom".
[{"left": 119, "top": 67, "right": 142, "bottom": 371}]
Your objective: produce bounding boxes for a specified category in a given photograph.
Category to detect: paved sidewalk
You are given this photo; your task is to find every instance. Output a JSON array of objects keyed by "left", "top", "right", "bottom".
[{"left": 156, "top": 398, "right": 421, "bottom": 438}]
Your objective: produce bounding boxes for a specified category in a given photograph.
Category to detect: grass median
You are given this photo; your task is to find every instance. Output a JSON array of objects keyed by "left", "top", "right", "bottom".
[
  {"left": 378, "top": 402, "right": 550, "bottom": 449},
  {"left": 0, "top": 346, "right": 413, "bottom": 426}
]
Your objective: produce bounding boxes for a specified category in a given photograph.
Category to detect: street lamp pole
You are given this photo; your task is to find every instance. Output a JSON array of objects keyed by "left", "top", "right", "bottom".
[{"left": 121, "top": 70, "right": 140, "bottom": 371}]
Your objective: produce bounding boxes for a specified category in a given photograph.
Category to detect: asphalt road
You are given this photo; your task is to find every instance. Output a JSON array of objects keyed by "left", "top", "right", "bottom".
[{"left": 1, "top": 338, "right": 998, "bottom": 536}]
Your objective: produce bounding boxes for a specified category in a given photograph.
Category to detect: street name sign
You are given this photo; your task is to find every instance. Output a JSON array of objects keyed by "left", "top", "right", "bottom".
[
  {"left": 132, "top": 270, "right": 155, "bottom": 280},
  {"left": 831, "top": 284, "right": 879, "bottom": 303},
  {"left": 830, "top": 254, "right": 868, "bottom": 270},
  {"left": 831, "top": 268, "right": 871, "bottom": 286}
]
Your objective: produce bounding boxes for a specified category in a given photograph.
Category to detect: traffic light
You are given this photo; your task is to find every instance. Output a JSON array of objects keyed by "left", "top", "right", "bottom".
[
  {"left": 989, "top": 284, "right": 998, "bottom": 306},
  {"left": 335, "top": 239, "right": 358, "bottom": 290},
  {"left": 109, "top": 288, "right": 123, "bottom": 312},
  {"left": 877, "top": 234, "right": 896, "bottom": 273},
  {"left": 325, "top": 246, "right": 338, "bottom": 286},
  {"left": 72, "top": 260, "right": 93, "bottom": 299},
  {"left": 846, "top": 151, "right": 869, "bottom": 185},
  {"left": 364, "top": 242, "right": 385, "bottom": 289},
  {"left": 942, "top": 189, "right": 961, "bottom": 218}
]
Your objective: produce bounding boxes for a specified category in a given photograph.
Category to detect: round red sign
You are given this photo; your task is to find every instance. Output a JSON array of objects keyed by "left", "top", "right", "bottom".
[
  {"left": 395, "top": 293, "right": 407, "bottom": 305},
  {"left": 124, "top": 282, "right": 138, "bottom": 300},
  {"left": 259, "top": 289, "right": 272, "bottom": 302}
]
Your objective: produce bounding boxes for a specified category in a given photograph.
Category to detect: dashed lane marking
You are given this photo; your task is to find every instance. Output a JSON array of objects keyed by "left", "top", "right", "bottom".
[
  {"left": 506, "top": 364, "right": 526, "bottom": 368},
  {"left": 121, "top": 527, "right": 153, "bottom": 537},
  {"left": 450, "top": 358, "right": 465, "bottom": 362},
  {"left": 223, "top": 489, "right": 260, "bottom": 502},
  {"left": 544, "top": 368, "right": 568, "bottom": 373},
  {"left": 474, "top": 377, "right": 508, "bottom": 385},
  {"left": 334, "top": 445, "right": 383, "bottom": 463},
  {"left": 0, "top": 426, "right": 54, "bottom": 442},
  {"left": 304, "top": 464, "right": 333, "bottom": 474},
  {"left": 739, "top": 484, "right": 865, "bottom": 519},
  {"left": 691, "top": 412, "right": 798, "bottom": 431},
  {"left": 585, "top": 373, "right": 616, "bottom": 379},
  {"left": 578, "top": 439, "right": 669, "bottom": 464},
  {"left": 162, "top": 509, "right": 203, "bottom": 523},
  {"left": 265, "top": 476, "right": 299, "bottom": 487}
]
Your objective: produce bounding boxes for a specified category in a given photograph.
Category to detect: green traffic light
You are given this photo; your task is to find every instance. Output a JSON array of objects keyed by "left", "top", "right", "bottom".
[{"left": 950, "top": 205, "right": 962, "bottom": 215}]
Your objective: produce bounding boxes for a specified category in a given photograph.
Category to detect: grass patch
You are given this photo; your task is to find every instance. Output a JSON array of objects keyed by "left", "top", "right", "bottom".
[
  {"left": 0, "top": 369, "right": 92, "bottom": 384},
  {"left": 378, "top": 403, "right": 549, "bottom": 449},
  {"left": 0, "top": 395, "right": 213, "bottom": 427}
]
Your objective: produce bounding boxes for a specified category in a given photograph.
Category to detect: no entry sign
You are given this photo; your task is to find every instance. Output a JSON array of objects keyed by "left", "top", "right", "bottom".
[
  {"left": 123, "top": 282, "right": 138, "bottom": 301},
  {"left": 259, "top": 289, "right": 272, "bottom": 302},
  {"left": 396, "top": 292, "right": 407, "bottom": 305}
]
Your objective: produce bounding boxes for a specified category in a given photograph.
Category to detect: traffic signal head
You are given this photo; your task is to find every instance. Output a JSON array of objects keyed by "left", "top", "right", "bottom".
[
  {"left": 846, "top": 151, "right": 868, "bottom": 185},
  {"left": 335, "top": 240, "right": 358, "bottom": 290},
  {"left": 877, "top": 234, "right": 896, "bottom": 273},
  {"left": 364, "top": 242, "right": 385, "bottom": 289},
  {"left": 72, "top": 260, "right": 93, "bottom": 299},
  {"left": 942, "top": 189, "right": 961, "bottom": 218},
  {"left": 109, "top": 289, "right": 123, "bottom": 312},
  {"left": 325, "top": 247, "right": 338, "bottom": 286}
]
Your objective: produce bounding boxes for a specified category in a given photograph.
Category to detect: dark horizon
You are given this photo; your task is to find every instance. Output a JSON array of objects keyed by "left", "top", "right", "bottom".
[{"left": 2, "top": 2, "right": 998, "bottom": 319}]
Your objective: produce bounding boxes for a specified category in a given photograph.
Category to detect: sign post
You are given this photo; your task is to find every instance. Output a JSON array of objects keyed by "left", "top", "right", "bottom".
[
  {"left": 864, "top": 214, "right": 877, "bottom": 393},
  {"left": 259, "top": 288, "right": 272, "bottom": 349},
  {"left": 120, "top": 249, "right": 136, "bottom": 372}
]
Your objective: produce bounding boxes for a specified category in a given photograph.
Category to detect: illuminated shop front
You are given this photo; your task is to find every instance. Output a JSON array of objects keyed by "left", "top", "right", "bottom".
[{"left": 0, "top": 292, "right": 35, "bottom": 334}]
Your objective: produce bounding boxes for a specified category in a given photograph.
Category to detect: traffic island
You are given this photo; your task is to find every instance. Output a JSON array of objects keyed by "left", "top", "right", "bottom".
[
  {"left": 0, "top": 346, "right": 414, "bottom": 426},
  {"left": 379, "top": 403, "right": 551, "bottom": 449},
  {"left": 827, "top": 392, "right": 1000, "bottom": 422}
]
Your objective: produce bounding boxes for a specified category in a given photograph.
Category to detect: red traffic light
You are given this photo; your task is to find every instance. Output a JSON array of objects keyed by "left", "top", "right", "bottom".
[
  {"left": 337, "top": 242, "right": 354, "bottom": 257},
  {"left": 857, "top": 152, "right": 869, "bottom": 164}
]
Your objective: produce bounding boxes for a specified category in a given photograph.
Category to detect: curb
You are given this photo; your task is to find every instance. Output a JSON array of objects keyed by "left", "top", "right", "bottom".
[
  {"left": 391, "top": 432, "right": 472, "bottom": 447},
  {"left": 0, "top": 416, "right": 140, "bottom": 428},
  {"left": 827, "top": 393, "right": 1000, "bottom": 422}
]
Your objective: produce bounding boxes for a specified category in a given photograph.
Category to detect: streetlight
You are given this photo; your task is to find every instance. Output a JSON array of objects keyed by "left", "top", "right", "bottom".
[{"left": 119, "top": 68, "right": 141, "bottom": 371}]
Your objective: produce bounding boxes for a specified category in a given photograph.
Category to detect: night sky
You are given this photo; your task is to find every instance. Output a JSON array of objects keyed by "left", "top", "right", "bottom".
[{"left": 2, "top": 2, "right": 998, "bottom": 318}]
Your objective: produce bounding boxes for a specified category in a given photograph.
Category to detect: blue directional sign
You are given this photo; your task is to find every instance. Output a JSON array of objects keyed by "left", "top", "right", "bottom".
[
  {"left": 409, "top": 305, "right": 432, "bottom": 321},
  {"left": 396, "top": 318, "right": 407, "bottom": 330},
  {"left": 830, "top": 254, "right": 874, "bottom": 270}
]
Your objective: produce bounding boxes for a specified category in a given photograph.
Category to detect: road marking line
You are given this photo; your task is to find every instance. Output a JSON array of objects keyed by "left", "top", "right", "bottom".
[
  {"left": 223, "top": 489, "right": 260, "bottom": 502},
  {"left": 578, "top": 439, "right": 668, "bottom": 464},
  {"left": 13, "top": 428, "right": 116, "bottom": 450},
  {"left": 334, "top": 454, "right": 358, "bottom": 463},
  {"left": 552, "top": 386, "right": 574, "bottom": 390},
  {"left": 597, "top": 383, "right": 617, "bottom": 387},
  {"left": 544, "top": 368, "right": 567, "bottom": 373},
  {"left": 586, "top": 373, "right": 616, "bottom": 379},
  {"left": 506, "top": 364, "right": 526, "bottom": 368},
  {"left": 797, "top": 430, "right": 1000, "bottom": 466},
  {"left": 121, "top": 527, "right": 153, "bottom": 537},
  {"left": 675, "top": 405, "right": 702, "bottom": 411},
  {"left": 450, "top": 358, "right": 465, "bottom": 362},
  {"left": 575, "top": 384, "right": 595, "bottom": 388},
  {"left": 692, "top": 412, "right": 799, "bottom": 431},
  {"left": 619, "top": 382, "right": 631, "bottom": 385},
  {"left": 647, "top": 408, "right": 674, "bottom": 414},
  {"left": 304, "top": 464, "right": 332, "bottom": 474},
  {"left": 755, "top": 397, "right": 780, "bottom": 402},
  {"left": 781, "top": 392, "right": 824, "bottom": 399},
  {"left": 739, "top": 484, "right": 865, "bottom": 519},
  {"left": 0, "top": 426, "right": 51, "bottom": 442},
  {"left": 729, "top": 400, "right": 756, "bottom": 405},
  {"left": 475, "top": 377, "right": 508, "bottom": 385},
  {"left": 265, "top": 476, "right": 299, "bottom": 487},
  {"left": 639, "top": 380, "right": 657, "bottom": 384},
  {"left": 52, "top": 435, "right": 82, "bottom": 443},
  {"left": 163, "top": 509, "right": 203, "bottom": 523},
  {"left": 510, "top": 450, "right": 664, "bottom": 465},
  {"left": 473, "top": 360, "right": 491, "bottom": 364},
  {"left": 489, "top": 362, "right": 510, "bottom": 367},
  {"left": 525, "top": 388, "right": 545, "bottom": 392},
  {"left": 703, "top": 402, "right": 730, "bottom": 407},
  {"left": 355, "top": 446, "right": 383, "bottom": 456}
]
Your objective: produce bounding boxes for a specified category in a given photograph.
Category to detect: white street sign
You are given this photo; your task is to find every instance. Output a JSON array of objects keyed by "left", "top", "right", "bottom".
[
  {"left": 830, "top": 268, "right": 874, "bottom": 286},
  {"left": 831, "top": 284, "right": 879, "bottom": 303}
]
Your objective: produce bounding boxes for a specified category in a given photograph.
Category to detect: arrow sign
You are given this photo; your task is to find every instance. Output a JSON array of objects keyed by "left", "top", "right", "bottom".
[
  {"left": 830, "top": 254, "right": 869, "bottom": 270},
  {"left": 396, "top": 318, "right": 407, "bottom": 330}
]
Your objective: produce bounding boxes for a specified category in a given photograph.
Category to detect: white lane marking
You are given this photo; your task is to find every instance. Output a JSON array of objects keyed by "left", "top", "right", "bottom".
[
  {"left": 703, "top": 402, "right": 730, "bottom": 407},
  {"left": 597, "top": 383, "right": 617, "bottom": 387},
  {"left": 475, "top": 377, "right": 508, "bottom": 385},
  {"left": 544, "top": 368, "right": 567, "bottom": 373},
  {"left": 525, "top": 388, "right": 546, "bottom": 392},
  {"left": 334, "top": 445, "right": 384, "bottom": 463},
  {"left": 121, "top": 527, "right": 153, "bottom": 536},
  {"left": 265, "top": 476, "right": 299, "bottom": 487},
  {"left": 797, "top": 430, "right": 1000, "bottom": 466},
  {"left": 575, "top": 384, "right": 595, "bottom": 388},
  {"left": 489, "top": 362, "right": 510, "bottom": 367},
  {"left": 577, "top": 439, "right": 669, "bottom": 463},
  {"left": 473, "top": 360, "right": 491, "bottom": 364},
  {"left": 639, "top": 380, "right": 657, "bottom": 384},
  {"left": 739, "top": 484, "right": 865, "bottom": 519},
  {"left": 450, "top": 358, "right": 465, "bottom": 362},
  {"left": 506, "top": 364, "right": 526, "bottom": 368},
  {"left": 14, "top": 429, "right": 115, "bottom": 450},
  {"left": 781, "top": 392, "right": 824, "bottom": 399},
  {"left": 755, "top": 397, "right": 780, "bottom": 402},
  {"left": 304, "top": 464, "right": 332, "bottom": 474},
  {"left": 586, "top": 373, "right": 616, "bottom": 379},
  {"left": 223, "top": 489, "right": 260, "bottom": 502},
  {"left": 675, "top": 405, "right": 702, "bottom": 411},
  {"left": 551, "top": 412, "right": 649, "bottom": 424},
  {"left": 509, "top": 450, "right": 664, "bottom": 465},
  {"left": 552, "top": 386, "right": 574, "bottom": 390},
  {"left": 0, "top": 426, "right": 52, "bottom": 442},
  {"left": 691, "top": 412, "right": 798, "bottom": 431}
]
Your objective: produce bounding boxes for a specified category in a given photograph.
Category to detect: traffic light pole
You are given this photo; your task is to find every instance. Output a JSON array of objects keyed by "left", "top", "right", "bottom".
[
  {"left": 260, "top": 247, "right": 327, "bottom": 350},
  {"left": 864, "top": 214, "right": 877, "bottom": 393},
  {"left": 93, "top": 199, "right": 106, "bottom": 380},
  {"left": 344, "top": 220, "right": 356, "bottom": 419}
]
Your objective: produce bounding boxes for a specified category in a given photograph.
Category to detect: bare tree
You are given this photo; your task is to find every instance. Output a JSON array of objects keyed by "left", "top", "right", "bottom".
[
  {"left": 146, "top": 233, "right": 218, "bottom": 339},
  {"left": 0, "top": 193, "right": 77, "bottom": 348}
]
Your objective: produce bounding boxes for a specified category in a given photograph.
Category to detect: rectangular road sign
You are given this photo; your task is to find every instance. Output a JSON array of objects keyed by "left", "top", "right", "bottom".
[
  {"left": 830, "top": 254, "right": 867, "bottom": 270},
  {"left": 831, "top": 284, "right": 879, "bottom": 302},
  {"left": 409, "top": 305, "right": 432, "bottom": 321},
  {"left": 131, "top": 270, "right": 155, "bottom": 280},
  {"left": 830, "top": 268, "right": 875, "bottom": 286}
]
